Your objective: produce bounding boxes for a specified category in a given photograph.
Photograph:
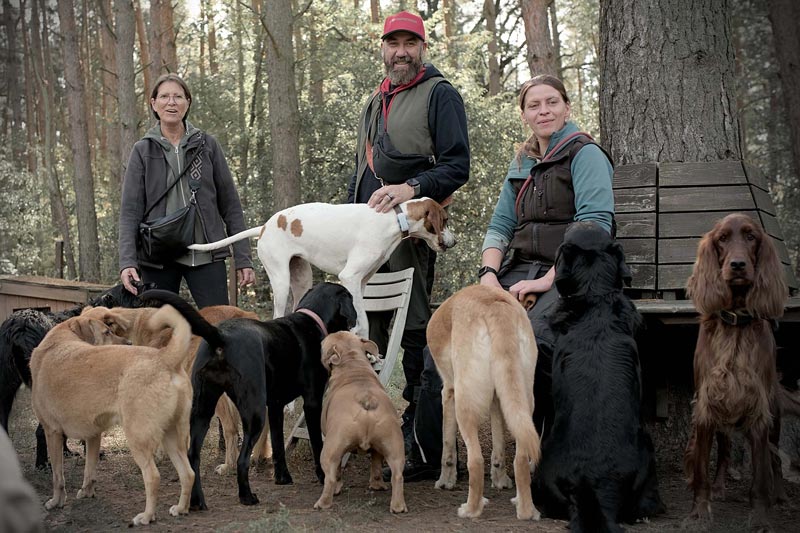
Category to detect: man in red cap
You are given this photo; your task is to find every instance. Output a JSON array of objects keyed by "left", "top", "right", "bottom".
[{"left": 347, "top": 11, "right": 470, "bottom": 482}]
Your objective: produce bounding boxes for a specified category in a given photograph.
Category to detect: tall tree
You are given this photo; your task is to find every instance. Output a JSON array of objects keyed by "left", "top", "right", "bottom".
[
  {"left": 484, "top": 0, "right": 501, "bottom": 95},
  {"left": 20, "top": 0, "right": 37, "bottom": 171},
  {"left": 115, "top": 0, "right": 138, "bottom": 183},
  {"left": 134, "top": 0, "right": 151, "bottom": 93},
  {"left": 2, "top": 0, "right": 22, "bottom": 156},
  {"left": 57, "top": 0, "right": 101, "bottom": 280},
  {"left": 264, "top": 0, "right": 302, "bottom": 210},
  {"left": 521, "top": 0, "right": 559, "bottom": 76},
  {"left": 599, "top": 0, "right": 740, "bottom": 164},
  {"left": 99, "top": 0, "right": 120, "bottom": 177},
  {"left": 767, "top": 0, "right": 800, "bottom": 180}
]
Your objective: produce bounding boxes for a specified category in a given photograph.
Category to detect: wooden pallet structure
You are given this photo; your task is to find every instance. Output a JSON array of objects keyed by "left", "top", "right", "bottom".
[{"left": 0, "top": 275, "right": 111, "bottom": 323}]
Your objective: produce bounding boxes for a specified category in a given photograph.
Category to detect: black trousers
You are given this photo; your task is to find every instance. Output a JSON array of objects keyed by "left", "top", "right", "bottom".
[
  {"left": 139, "top": 260, "right": 229, "bottom": 308},
  {"left": 413, "top": 261, "right": 558, "bottom": 466}
]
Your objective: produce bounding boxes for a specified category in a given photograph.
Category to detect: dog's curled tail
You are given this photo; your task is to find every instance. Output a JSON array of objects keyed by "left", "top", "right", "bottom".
[
  {"left": 139, "top": 289, "right": 224, "bottom": 350},
  {"left": 187, "top": 226, "right": 263, "bottom": 252},
  {"left": 148, "top": 304, "right": 193, "bottom": 370},
  {"left": 488, "top": 302, "right": 541, "bottom": 467}
]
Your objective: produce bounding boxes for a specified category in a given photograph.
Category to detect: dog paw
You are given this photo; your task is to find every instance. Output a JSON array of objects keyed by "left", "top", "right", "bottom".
[
  {"left": 491, "top": 472, "right": 513, "bottom": 489},
  {"left": 390, "top": 501, "right": 408, "bottom": 514},
  {"left": 711, "top": 486, "right": 726, "bottom": 502},
  {"left": 44, "top": 497, "right": 65, "bottom": 510},
  {"left": 369, "top": 480, "right": 389, "bottom": 491},
  {"left": 513, "top": 498, "right": 540, "bottom": 521},
  {"left": 214, "top": 463, "right": 231, "bottom": 476},
  {"left": 132, "top": 512, "right": 155, "bottom": 525},
  {"left": 314, "top": 498, "right": 332, "bottom": 510},
  {"left": 169, "top": 504, "right": 188, "bottom": 517},
  {"left": 435, "top": 476, "right": 456, "bottom": 490},
  {"left": 457, "top": 498, "right": 488, "bottom": 518},
  {"left": 239, "top": 492, "right": 260, "bottom": 506},
  {"left": 274, "top": 471, "right": 293, "bottom": 485},
  {"left": 76, "top": 487, "right": 95, "bottom": 499},
  {"left": 189, "top": 501, "right": 208, "bottom": 512}
]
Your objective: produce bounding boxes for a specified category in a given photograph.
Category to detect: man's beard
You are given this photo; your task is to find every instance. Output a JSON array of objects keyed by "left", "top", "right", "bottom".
[{"left": 384, "top": 54, "right": 424, "bottom": 86}]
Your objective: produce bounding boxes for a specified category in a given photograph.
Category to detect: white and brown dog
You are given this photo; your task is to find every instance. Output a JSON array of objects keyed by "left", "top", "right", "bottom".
[
  {"left": 314, "top": 331, "right": 407, "bottom": 513},
  {"left": 188, "top": 199, "right": 455, "bottom": 337}
]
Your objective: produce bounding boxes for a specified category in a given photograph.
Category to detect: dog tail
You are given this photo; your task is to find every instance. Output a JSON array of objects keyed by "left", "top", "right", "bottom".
[
  {"left": 187, "top": 226, "right": 263, "bottom": 252},
  {"left": 148, "top": 304, "right": 193, "bottom": 370},
  {"left": 488, "top": 303, "right": 541, "bottom": 467},
  {"left": 139, "top": 289, "right": 225, "bottom": 350}
]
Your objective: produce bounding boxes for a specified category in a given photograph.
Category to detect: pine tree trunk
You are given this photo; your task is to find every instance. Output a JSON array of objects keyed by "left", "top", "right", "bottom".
[
  {"left": 100, "top": 0, "right": 120, "bottom": 184},
  {"left": 521, "top": 0, "right": 558, "bottom": 76},
  {"left": 767, "top": 0, "right": 800, "bottom": 180},
  {"left": 20, "top": 0, "right": 37, "bottom": 172},
  {"left": 148, "top": 0, "right": 163, "bottom": 80},
  {"left": 235, "top": 0, "right": 248, "bottom": 191},
  {"left": 2, "top": 0, "right": 23, "bottom": 158},
  {"left": 599, "top": 0, "right": 741, "bottom": 164},
  {"left": 264, "top": 0, "right": 301, "bottom": 210},
  {"left": 134, "top": 0, "right": 151, "bottom": 94},
  {"left": 115, "top": 0, "right": 138, "bottom": 184},
  {"left": 370, "top": 0, "right": 380, "bottom": 23},
  {"left": 57, "top": 0, "right": 101, "bottom": 281},
  {"left": 484, "top": 0, "right": 501, "bottom": 95}
]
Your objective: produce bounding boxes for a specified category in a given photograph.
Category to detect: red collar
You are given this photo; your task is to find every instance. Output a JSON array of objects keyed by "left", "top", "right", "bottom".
[
  {"left": 379, "top": 67, "right": 427, "bottom": 129},
  {"left": 296, "top": 308, "right": 327, "bottom": 336}
]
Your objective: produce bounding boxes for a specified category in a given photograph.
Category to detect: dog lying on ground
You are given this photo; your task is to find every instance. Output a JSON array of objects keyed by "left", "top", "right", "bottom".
[
  {"left": 314, "top": 331, "right": 407, "bottom": 513},
  {"left": 0, "top": 281, "right": 153, "bottom": 469},
  {"left": 80, "top": 302, "right": 262, "bottom": 475},
  {"left": 532, "top": 222, "right": 665, "bottom": 532},
  {"left": 30, "top": 305, "right": 194, "bottom": 526},
  {"left": 684, "top": 213, "right": 788, "bottom": 530},
  {"left": 427, "top": 284, "right": 541, "bottom": 520},
  {"left": 140, "top": 283, "right": 357, "bottom": 509},
  {"left": 187, "top": 199, "right": 455, "bottom": 337}
]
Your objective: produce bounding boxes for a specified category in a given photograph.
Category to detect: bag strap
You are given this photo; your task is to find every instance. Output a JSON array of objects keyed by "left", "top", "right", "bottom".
[
  {"left": 143, "top": 134, "right": 206, "bottom": 219},
  {"left": 514, "top": 132, "right": 594, "bottom": 215}
]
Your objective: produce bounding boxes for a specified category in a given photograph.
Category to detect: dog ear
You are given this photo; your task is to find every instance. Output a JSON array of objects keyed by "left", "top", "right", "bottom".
[
  {"left": 425, "top": 200, "right": 446, "bottom": 236},
  {"left": 69, "top": 318, "right": 100, "bottom": 343},
  {"left": 746, "top": 230, "right": 788, "bottom": 317},
  {"left": 611, "top": 242, "right": 633, "bottom": 288},
  {"left": 321, "top": 345, "right": 342, "bottom": 372},
  {"left": 360, "top": 338, "right": 380, "bottom": 358},
  {"left": 687, "top": 226, "right": 730, "bottom": 314}
]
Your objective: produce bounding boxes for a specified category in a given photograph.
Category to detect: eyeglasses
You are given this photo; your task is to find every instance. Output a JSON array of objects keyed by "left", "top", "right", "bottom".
[{"left": 156, "top": 94, "right": 187, "bottom": 103}]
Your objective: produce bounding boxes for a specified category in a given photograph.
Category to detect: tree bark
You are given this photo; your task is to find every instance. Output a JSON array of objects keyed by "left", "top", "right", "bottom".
[
  {"left": 599, "top": 0, "right": 741, "bottom": 164},
  {"left": 33, "top": 0, "right": 77, "bottom": 278},
  {"left": 548, "top": 0, "right": 563, "bottom": 75},
  {"left": 767, "top": 0, "right": 800, "bottom": 180},
  {"left": 442, "top": 0, "right": 454, "bottom": 39},
  {"left": 370, "top": 0, "right": 380, "bottom": 23},
  {"left": 115, "top": 0, "right": 138, "bottom": 184},
  {"left": 2, "top": 0, "right": 23, "bottom": 157},
  {"left": 264, "top": 0, "right": 301, "bottom": 210},
  {"left": 521, "top": 0, "right": 558, "bottom": 76},
  {"left": 20, "top": 0, "right": 37, "bottom": 172},
  {"left": 134, "top": 0, "right": 151, "bottom": 94},
  {"left": 207, "top": 0, "right": 218, "bottom": 75},
  {"left": 484, "top": 0, "right": 501, "bottom": 95},
  {"left": 57, "top": 0, "right": 101, "bottom": 281},
  {"left": 100, "top": 0, "right": 121, "bottom": 181},
  {"left": 234, "top": 0, "right": 248, "bottom": 190}
]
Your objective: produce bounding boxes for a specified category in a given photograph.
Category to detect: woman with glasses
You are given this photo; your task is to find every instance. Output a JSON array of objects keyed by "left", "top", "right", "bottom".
[{"left": 118, "top": 73, "right": 255, "bottom": 306}]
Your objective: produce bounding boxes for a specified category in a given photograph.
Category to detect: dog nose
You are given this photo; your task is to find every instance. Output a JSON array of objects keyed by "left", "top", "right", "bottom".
[{"left": 730, "top": 260, "right": 746, "bottom": 271}]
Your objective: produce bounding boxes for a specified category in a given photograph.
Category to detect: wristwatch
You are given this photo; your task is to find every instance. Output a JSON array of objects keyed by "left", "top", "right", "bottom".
[
  {"left": 477, "top": 265, "right": 498, "bottom": 279},
  {"left": 406, "top": 178, "right": 421, "bottom": 197}
]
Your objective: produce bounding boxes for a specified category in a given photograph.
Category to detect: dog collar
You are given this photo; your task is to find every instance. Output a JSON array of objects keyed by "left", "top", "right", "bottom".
[
  {"left": 393, "top": 205, "right": 410, "bottom": 237},
  {"left": 717, "top": 309, "right": 754, "bottom": 327},
  {"left": 296, "top": 308, "right": 328, "bottom": 336}
]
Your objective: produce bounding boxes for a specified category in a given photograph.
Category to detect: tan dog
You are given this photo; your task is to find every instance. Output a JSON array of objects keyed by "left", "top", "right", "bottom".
[
  {"left": 427, "top": 284, "right": 541, "bottom": 520},
  {"left": 30, "top": 306, "right": 194, "bottom": 525},
  {"left": 314, "top": 331, "right": 407, "bottom": 514},
  {"left": 80, "top": 304, "right": 271, "bottom": 474}
]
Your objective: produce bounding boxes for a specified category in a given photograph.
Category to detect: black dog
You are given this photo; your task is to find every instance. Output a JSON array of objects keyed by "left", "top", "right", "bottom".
[
  {"left": 141, "top": 282, "right": 357, "bottom": 509},
  {"left": 0, "top": 281, "right": 153, "bottom": 468},
  {"left": 532, "top": 222, "right": 665, "bottom": 532}
]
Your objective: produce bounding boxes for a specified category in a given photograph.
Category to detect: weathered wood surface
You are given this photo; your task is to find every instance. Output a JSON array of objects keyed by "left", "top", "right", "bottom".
[
  {"left": 659, "top": 161, "right": 747, "bottom": 187},
  {"left": 612, "top": 163, "right": 657, "bottom": 188}
]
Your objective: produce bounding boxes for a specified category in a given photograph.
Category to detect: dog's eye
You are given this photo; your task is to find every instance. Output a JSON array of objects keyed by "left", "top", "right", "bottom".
[
  {"left": 746, "top": 233, "right": 756, "bottom": 241},
  {"left": 718, "top": 234, "right": 727, "bottom": 242}
]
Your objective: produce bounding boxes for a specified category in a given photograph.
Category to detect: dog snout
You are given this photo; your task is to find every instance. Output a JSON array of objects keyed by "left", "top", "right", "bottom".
[
  {"left": 730, "top": 259, "right": 746, "bottom": 271},
  {"left": 440, "top": 229, "right": 456, "bottom": 250}
]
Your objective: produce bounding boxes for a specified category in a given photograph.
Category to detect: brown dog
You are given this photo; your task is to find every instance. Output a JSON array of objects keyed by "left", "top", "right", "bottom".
[
  {"left": 30, "top": 306, "right": 194, "bottom": 525},
  {"left": 80, "top": 304, "right": 270, "bottom": 475},
  {"left": 314, "top": 331, "right": 407, "bottom": 513},
  {"left": 427, "top": 284, "right": 541, "bottom": 520}
]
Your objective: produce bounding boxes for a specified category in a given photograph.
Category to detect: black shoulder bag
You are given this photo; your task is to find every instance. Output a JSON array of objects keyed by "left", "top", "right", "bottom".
[{"left": 138, "top": 140, "right": 204, "bottom": 263}]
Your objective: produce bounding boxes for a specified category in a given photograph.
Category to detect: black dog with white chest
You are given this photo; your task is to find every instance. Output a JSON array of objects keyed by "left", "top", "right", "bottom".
[
  {"left": 532, "top": 222, "right": 665, "bottom": 532},
  {"left": 142, "top": 282, "right": 357, "bottom": 509}
]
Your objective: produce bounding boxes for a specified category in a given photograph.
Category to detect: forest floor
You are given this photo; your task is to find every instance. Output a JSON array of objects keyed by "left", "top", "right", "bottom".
[{"left": 8, "top": 375, "right": 800, "bottom": 532}]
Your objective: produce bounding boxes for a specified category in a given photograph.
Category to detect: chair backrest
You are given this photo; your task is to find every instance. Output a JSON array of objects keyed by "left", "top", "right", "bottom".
[{"left": 362, "top": 267, "right": 414, "bottom": 386}]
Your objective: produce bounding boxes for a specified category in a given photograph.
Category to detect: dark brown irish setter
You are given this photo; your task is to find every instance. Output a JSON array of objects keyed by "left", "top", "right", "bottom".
[{"left": 684, "top": 213, "right": 788, "bottom": 529}]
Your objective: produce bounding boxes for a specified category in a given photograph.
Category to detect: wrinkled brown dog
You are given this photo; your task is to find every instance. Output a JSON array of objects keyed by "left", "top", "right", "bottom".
[
  {"left": 31, "top": 306, "right": 194, "bottom": 525},
  {"left": 314, "top": 331, "right": 407, "bottom": 514},
  {"left": 80, "top": 304, "right": 271, "bottom": 474}
]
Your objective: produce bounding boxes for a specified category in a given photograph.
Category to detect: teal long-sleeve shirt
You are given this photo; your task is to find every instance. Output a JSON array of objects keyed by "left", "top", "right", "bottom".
[{"left": 482, "top": 122, "right": 614, "bottom": 254}]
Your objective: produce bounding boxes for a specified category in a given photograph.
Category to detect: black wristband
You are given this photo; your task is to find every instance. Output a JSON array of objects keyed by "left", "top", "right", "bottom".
[{"left": 477, "top": 265, "right": 498, "bottom": 279}]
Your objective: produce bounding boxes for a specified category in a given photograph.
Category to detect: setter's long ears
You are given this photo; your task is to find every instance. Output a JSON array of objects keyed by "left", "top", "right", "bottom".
[
  {"left": 746, "top": 231, "right": 787, "bottom": 318},
  {"left": 686, "top": 230, "right": 730, "bottom": 314}
]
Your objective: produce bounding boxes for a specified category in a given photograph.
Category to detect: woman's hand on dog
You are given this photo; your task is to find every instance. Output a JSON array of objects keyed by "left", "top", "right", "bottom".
[
  {"left": 120, "top": 268, "right": 141, "bottom": 295},
  {"left": 509, "top": 267, "right": 555, "bottom": 303}
]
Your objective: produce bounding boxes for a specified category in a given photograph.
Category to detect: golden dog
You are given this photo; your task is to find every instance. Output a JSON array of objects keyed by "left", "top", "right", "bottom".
[
  {"left": 314, "top": 332, "right": 407, "bottom": 513},
  {"left": 30, "top": 306, "right": 194, "bottom": 525},
  {"left": 80, "top": 304, "right": 271, "bottom": 475},
  {"left": 427, "top": 284, "right": 541, "bottom": 520}
]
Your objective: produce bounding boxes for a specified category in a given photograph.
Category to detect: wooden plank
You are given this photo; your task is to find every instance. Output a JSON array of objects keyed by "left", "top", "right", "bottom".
[
  {"left": 659, "top": 186, "right": 754, "bottom": 213},
  {"left": 618, "top": 238, "right": 655, "bottom": 263},
  {"left": 742, "top": 162, "right": 769, "bottom": 192},
  {"left": 773, "top": 236, "right": 791, "bottom": 265},
  {"left": 0, "top": 283, "right": 88, "bottom": 303},
  {"left": 784, "top": 264, "right": 799, "bottom": 290},
  {"left": 658, "top": 264, "right": 694, "bottom": 290},
  {"left": 659, "top": 210, "right": 759, "bottom": 238},
  {"left": 613, "top": 163, "right": 657, "bottom": 188},
  {"left": 659, "top": 161, "right": 746, "bottom": 187},
  {"left": 628, "top": 264, "right": 656, "bottom": 290},
  {"left": 616, "top": 212, "right": 656, "bottom": 238},
  {"left": 614, "top": 187, "right": 656, "bottom": 213},
  {"left": 659, "top": 238, "right": 699, "bottom": 264},
  {"left": 751, "top": 186, "right": 777, "bottom": 216},
  {"left": 758, "top": 211, "right": 784, "bottom": 240}
]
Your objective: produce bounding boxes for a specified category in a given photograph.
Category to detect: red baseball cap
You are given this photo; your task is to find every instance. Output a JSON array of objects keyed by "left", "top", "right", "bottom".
[{"left": 381, "top": 11, "right": 426, "bottom": 42}]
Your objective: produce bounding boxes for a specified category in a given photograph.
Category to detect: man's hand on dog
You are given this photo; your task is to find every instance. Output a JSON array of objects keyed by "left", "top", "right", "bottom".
[
  {"left": 368, "top": 184, "right": 415, "bottom": 213},
  {"left": 120, "top": 267, "right": 141, "bottom": 295}
]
